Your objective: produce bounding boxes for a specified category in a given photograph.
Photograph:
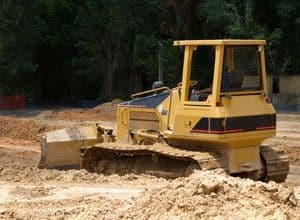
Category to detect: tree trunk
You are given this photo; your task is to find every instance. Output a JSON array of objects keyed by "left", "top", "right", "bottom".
[
  {"left": 103, "top": 33, "right": 122, "bottom": 100},
  {"left": 104, "top": 43, "right": 113, "bottom": 98},
  {"left": 129, "top": 32, "right": 136, "bottom": 94},
  {"left": 158, "top": 41, "right": 164, "bottom": 83}
]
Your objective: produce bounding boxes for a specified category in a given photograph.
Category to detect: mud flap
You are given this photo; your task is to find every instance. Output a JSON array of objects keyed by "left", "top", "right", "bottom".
[{"left": 38, "top": 124, "right": 101, "bottom": 169}]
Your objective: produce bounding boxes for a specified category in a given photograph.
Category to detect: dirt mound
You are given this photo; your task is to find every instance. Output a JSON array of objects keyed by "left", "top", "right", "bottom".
[
  {"left": 52, "top": 99, "right": 122, "bottom": 121},
  {"left": 73, "top": 170, "right": 299, "bottom": 219},
  {"left": 121, "top": 170, "right": 299, "bottom": 219},
  {"left": 92, "top": 99, "right": 122, "bottom": 112},
  {"left": 86, "top": 99, "right": 122, "bottom": 120},
  {"left": 0, "top": 116, "right": 59, "bottom": 142},
  {"left": 1, "top": 167, "right": 297, "bottom": 219}
]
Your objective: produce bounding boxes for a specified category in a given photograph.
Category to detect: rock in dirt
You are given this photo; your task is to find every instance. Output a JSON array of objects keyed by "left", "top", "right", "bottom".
[
  {"left": 195, "top": 178, "right": 222, "bottom": 195},
  {"left": 37, "top": 110, "right": 57, "bottom": 119},
  {"left": 289, "top": 187, "right": 300, "bottom": 206}
]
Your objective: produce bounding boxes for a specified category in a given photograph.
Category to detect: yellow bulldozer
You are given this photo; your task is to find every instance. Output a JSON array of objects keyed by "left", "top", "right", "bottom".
[{"left": 38, "top": 39, "right": 289, "bottom": 182}]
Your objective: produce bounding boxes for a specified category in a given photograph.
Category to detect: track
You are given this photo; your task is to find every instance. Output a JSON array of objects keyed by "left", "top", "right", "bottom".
[
  {"left": 82, "top": 142, "right": 290, "bottom": 182},
  {"left": 81, "top": 142, "right": 226, "bottom": 178},
  {"left": 260, "top": 145, "right": 289, "bottom": 182}
]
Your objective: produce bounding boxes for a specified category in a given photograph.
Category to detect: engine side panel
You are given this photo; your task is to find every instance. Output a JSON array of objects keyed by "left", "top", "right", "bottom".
[{"left": 116, "top": 92, "right": 170, "bottom": 143}]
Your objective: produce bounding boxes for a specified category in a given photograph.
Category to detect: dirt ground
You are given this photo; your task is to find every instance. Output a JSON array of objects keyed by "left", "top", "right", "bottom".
[{"left": 0, "top": 105, "right": 299, "bottom": 219}]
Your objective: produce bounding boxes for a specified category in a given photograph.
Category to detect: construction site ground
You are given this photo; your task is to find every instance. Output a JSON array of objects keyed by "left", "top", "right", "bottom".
[{"left": 0, "top": 102, "right": 299, "bottom": 219}]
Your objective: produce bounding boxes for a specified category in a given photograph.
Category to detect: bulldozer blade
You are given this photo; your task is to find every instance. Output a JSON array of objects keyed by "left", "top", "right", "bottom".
[{"left": 38, "top": 124, "right": 101, "bottom": 169}]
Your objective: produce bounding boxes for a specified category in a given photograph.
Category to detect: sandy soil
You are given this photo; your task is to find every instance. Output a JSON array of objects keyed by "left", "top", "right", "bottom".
[{"left": 0, "top": 107, "right": 299, "bottom": 219}]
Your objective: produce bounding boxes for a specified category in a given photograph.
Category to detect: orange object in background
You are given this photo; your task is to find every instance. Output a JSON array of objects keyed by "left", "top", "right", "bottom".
[{"left": 0, "top": 95, "right": 25, "bottom": 110}]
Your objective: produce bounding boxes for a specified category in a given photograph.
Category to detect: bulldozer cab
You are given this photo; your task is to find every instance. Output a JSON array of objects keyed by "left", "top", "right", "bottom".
[{"left": 174, "top": 40, "right": 267, "bottom": 107}]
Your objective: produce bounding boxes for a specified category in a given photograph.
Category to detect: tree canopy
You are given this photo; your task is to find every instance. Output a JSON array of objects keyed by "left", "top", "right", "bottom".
[{"left": 0, "top": 0, "right": 299, "bottom": 101}]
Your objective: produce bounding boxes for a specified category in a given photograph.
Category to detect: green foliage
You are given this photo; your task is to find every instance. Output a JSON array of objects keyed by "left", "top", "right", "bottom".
[
  {"left": 133, "top": 35, "right": 158, "bottom": 84},
  {"left": 163, "top": 40, "right": 182, "bottom": 87},
  {"left": 0, "top": 0, "right": 299, "bottom": 100},
  {"left": 225, "top": 5, "right": 267, "bottom": 39},
  {"left": 0, "top": 1, "right": 38, "bottom": 74}
]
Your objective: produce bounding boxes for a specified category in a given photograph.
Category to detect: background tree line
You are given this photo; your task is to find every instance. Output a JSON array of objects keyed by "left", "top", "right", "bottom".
[{"left": 0, "top": 0, "right": 299, "bottom": 101}]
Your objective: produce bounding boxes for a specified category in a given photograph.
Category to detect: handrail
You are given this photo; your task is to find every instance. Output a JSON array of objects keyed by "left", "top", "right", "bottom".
[{"left": 131, "top": 86, "right": 171, "bottom": 99}]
